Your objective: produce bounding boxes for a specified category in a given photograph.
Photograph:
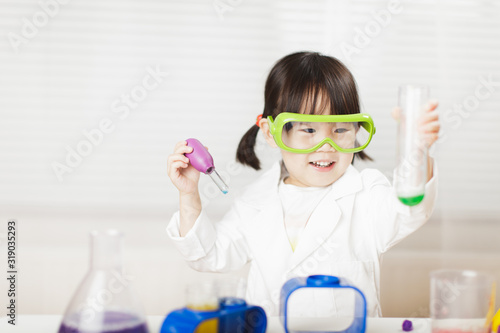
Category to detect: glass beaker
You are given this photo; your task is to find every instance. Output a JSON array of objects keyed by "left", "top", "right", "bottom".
[
  {"left": 215, "top": 277, "right": 247, "bottom": 302},
  {"left": 186, "top": 281, "right": 219, "bottom": 333},
  {"left": 395, "top": 84, "right": 429, "bottom": 206},
  {"left": 58, "top": 230, "right": 149, "bottom": 333},
  {"left": 430, "top": 269, "right": 494, "bottom": 333}
]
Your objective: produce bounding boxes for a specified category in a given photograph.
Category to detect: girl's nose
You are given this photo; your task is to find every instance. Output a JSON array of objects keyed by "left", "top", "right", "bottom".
[{"left": 316, "top": 142, "right": 336, "bottom": 152}]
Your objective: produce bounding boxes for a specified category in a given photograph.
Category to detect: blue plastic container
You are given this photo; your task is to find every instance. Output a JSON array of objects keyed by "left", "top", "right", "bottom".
[
  {"left": 160, "top": 297, "right": 267, "bottom": 333},
  {"left": 280, "top": 275, "right": 367, "bottom": 333}
]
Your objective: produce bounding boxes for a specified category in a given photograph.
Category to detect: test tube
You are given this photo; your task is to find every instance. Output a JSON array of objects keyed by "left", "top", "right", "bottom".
[
  {"left": 208, "top": 170, "right": 229, "bottom": 194},
  {"left": 395, "top": 85, "right": 428, "bottom": 206}
]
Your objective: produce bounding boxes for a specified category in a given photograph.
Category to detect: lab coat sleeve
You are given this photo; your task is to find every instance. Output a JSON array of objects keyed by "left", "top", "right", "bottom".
[
  {"left": 367, "top": 160, "right": 438, "bottom": 254},
  {"left": 166, "top": 198, "right": 251, "bottom": 273}
]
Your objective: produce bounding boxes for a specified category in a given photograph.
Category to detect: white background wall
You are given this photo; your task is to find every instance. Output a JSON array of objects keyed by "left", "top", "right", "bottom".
[{"left": 0, "top": 0, "right": 500, "bottom": 318}]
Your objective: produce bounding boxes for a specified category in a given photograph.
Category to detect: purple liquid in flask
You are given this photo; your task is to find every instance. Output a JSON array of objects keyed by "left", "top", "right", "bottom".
[
  {"left": 58, "top": 230, "right": 149, "bottom": 333},
  {"left": 59, "top": 312, "right": 148, "bottom": 333},
  {"left": 185, "top": 138, "right": 229, "bottom": 194}
]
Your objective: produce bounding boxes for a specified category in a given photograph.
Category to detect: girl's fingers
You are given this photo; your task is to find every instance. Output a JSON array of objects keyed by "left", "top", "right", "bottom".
[
  {"left": 422, "top": 110, "right": 439, "bottom": 122},
  {"left": 420, "top": 101, "right": 439, "bottom": 147},
  {"left": 427, "top": 120, "right": 441, "bottom": 132},
  {"left": 422, "top": 133, "right": 439, "bottom": 147},
  {"left": 426, "top": 100, "right": 439, "bottom": 111},
  {"left": 169, "top": 161, "right": 189, "bottom": 177},
  {"left": 418, "top": 110, "right": 439, "bottom": 128},
  {"left": 391, "top": 107, "right": 401, "bottom": 120},
  {"left": 181, "top": 145, "right": 194, "bottom": 154},
  {"left": 167, "top": 153, "right": 190, "bottom": 174},
  {"left": 172, "top": 160, "right": 188, "bottom": 170},
  {"left": 175, "top": 144, "right": 194, "bottom": 155},
  {"left": 390, "top": 101, "right": 439, "bottom": 148},
  {"left": 168, "top": 153, "right": 189, "bottom": 163},
  {"left": 174, "top": 140, "right": 187, "bottom": 152},
  {"left": 173, "top": 140, "right": 195, "bottom": 154},
  {"left": 419, "top": 120, "right": 440, "bottom": 134},
  {"left": 174, "top": 154, "right": 190, "bottom": 165}
]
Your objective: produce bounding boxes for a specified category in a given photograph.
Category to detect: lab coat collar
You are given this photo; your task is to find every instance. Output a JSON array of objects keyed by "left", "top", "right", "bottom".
[{"left": 241, "top": 160, "right": 363, "bottom": 271}]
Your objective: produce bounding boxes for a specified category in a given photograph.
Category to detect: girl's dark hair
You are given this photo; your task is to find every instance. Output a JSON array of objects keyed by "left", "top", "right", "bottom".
[{"left": 236, "top": 51, "right": 372, "bottom": 170}]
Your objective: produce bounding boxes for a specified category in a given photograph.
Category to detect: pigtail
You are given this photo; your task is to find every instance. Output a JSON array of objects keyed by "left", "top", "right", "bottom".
[
  {"left": 236, "top": 124, "right": 261, "bottom": 170},
  {"left": 354, "top": 151, "right": 373, "bottom": 163}
]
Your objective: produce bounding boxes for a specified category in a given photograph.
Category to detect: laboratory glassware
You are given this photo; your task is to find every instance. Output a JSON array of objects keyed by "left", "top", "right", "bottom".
[
  {"left": 58, "top": 230, "right": 149, "bottom": 333},
  {"left": 430, "top": 269, "right": 494, "bottom": 333},
  {"left": 395, "top": 85, "right": 429, "bottom": 206},
  {"left": 161, "top": 279, "right": 266, "bottom": 333}
]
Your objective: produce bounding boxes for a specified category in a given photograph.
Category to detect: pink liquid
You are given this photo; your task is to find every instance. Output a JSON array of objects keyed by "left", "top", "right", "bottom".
[{"left": 433, "top": 329, "right": 487, "bottom": 333}]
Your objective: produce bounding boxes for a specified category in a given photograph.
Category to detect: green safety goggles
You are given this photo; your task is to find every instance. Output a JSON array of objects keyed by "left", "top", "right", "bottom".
[{"left": 267, "top": 112, "right": 376, "bottom": 154}]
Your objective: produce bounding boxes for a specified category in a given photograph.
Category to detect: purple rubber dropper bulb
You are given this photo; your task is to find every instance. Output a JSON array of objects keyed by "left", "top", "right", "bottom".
[{"left": 185, "top": 138, "right": 228, "bottom": 194}]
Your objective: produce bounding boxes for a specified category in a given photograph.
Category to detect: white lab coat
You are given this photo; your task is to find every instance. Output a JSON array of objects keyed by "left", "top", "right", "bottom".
[{"left": 166, "top": 160, "right": 438, "bottom": 317}]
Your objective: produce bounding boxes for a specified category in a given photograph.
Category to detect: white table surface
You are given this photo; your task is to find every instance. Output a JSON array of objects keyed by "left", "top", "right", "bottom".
[{"left": 1, "top": 315, "right": 431, "bottom": 332}]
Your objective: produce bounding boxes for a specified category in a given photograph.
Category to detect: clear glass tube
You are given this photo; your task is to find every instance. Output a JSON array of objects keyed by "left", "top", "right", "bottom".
[
  {"left": 58, "top": 230, "right": 149, "bottom": 333},
  {"left": 395, "top": 85, "right": 428, "bottom": 206},
  {"left": 208, "top": 170, "right": 229, "bottom": 194}
]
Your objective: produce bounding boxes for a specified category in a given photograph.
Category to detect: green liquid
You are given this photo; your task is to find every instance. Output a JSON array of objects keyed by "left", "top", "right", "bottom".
[{"left": 398, "top": 194, "right": 424, "bottom": 206}]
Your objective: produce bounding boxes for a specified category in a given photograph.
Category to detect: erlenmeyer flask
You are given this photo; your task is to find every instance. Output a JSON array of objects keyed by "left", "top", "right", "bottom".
[{"left": 59, "top": 230, "right": 149, "bottom": 333}]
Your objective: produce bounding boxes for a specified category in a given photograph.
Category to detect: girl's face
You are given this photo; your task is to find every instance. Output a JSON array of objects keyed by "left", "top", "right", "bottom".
[{"left": 260, "top": 102, "right": 355, "bottom": 188}]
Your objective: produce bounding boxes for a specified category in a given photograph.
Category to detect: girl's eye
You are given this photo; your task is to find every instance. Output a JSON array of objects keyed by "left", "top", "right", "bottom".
[
  {"left": 335, "top": 128, "right": 349, "bottom": 134},
  {"left": 301, "top": 128, "right": 316, "bottom": 134}
]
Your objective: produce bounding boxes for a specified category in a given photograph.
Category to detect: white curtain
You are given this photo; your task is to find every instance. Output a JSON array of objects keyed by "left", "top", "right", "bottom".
[
  {"left": 0, "top": 0, "right": 499, "bottom": 315},
  {"left": 2, "top": 0, "right": 499, "bottom": 221}
]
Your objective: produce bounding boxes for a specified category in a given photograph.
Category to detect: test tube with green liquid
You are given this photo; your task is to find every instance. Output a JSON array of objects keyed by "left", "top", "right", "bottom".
[{"left": 395, "top": 85, "right": 428, "bottom": 206}]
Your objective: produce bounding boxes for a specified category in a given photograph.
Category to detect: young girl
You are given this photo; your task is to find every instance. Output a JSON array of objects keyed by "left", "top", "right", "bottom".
[{"left": 166, "top": 51, "right": 439, "bottom": 317}]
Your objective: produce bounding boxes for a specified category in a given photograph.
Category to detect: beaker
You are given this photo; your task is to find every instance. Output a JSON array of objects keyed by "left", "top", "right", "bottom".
[
  {"left": 395, "top": 85, "right": 429, "bottom": 206},
  {"left": 58, "top": 230, "right": 149, "bottom": 333},
  {"left": 185, "top": 281, "right": 219, "bottom": 333},
  {"left": 430, "top": 269, "right": 494, "bottom": 333},
  {"left": 215, "top": 277, "right": 247, "bottom": 301}
]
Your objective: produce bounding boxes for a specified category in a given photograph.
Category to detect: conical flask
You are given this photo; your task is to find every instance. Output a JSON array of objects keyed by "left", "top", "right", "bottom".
[{"left": 59, "top": 230, "right": 149, "bottom": 333}]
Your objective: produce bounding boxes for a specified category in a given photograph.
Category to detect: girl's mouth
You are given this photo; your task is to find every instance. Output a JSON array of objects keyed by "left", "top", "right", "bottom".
[{"left": 309, "top": 161, "right": 335, "bottom": 171}]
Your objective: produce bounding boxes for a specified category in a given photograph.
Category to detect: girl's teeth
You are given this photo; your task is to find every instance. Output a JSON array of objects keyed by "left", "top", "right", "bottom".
[{"left": 311, "top": 161, "right": 333, "bottom": 167}]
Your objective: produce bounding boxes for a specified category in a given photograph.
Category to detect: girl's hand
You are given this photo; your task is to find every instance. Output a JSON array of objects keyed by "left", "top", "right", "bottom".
[
  {"left": 392, "top": 100, "right": 440, "bottom": 148},
  {"left": 417, "top": 101, "right": 440, "bottom": 148},
  {"left": 167, "top": 140, "right": 201, "bottom": 195},
  {"left": 393, "top": 101, "right": 439, "bottom": 181}
]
